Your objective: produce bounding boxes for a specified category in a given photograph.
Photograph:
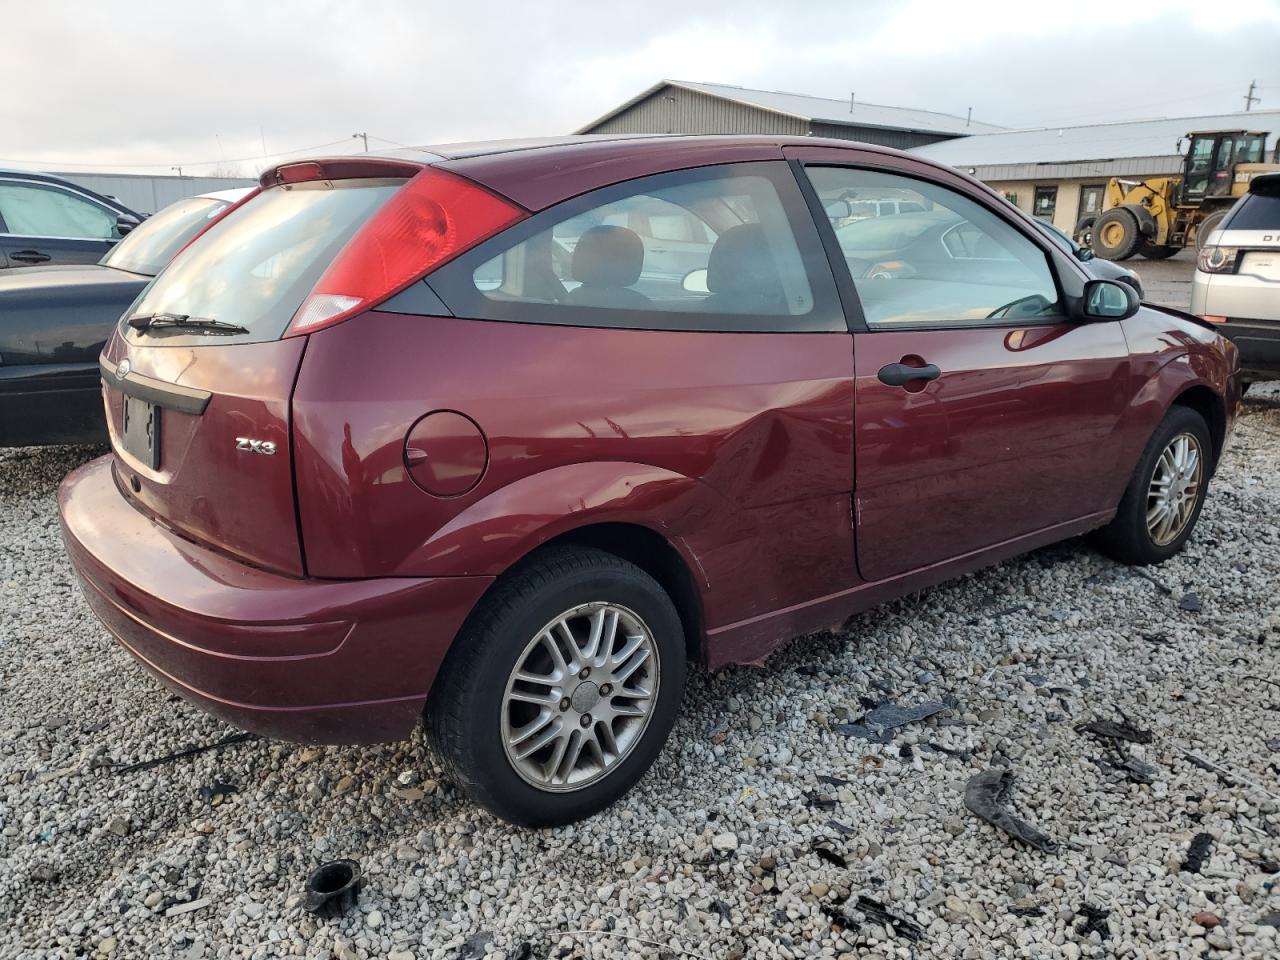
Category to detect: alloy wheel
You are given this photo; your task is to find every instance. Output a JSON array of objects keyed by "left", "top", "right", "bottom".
[
  {"left": 1146, "top": 432, "right": 1203, "bottom": 546},
  {"left": 501, "top": 602, "right": 659, "bottom": 792}
]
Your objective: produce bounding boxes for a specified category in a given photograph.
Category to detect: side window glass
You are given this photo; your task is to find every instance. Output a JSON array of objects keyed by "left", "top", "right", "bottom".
[
  {"left": 0, "top": 183, "right": 118, "bottom": 239},
  {"left": 807, "top": 167, "right": 1061, "bottom": 328},
  {"left": 462, "top": 167, "right": 822, "bottom": 325}
]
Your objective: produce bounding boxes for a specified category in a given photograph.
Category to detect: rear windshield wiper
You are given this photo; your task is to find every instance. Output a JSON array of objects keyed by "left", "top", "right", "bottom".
[{"left": 128, "top": 313, "right": 250, "bottom": 335}]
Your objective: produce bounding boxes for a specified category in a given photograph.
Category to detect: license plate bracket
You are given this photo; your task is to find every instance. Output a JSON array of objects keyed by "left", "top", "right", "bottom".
[{"left": 121, "top": 394, "right": 160, "bottom": 469}]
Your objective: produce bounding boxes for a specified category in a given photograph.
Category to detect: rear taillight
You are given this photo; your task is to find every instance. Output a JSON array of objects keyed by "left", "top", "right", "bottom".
[
  {"left": 1198, "top": 315, "right": 1228, "bottom": 324},
  {"left": 1197, "top": 245, "right": 1239, "bottom": 274},
  {"left": 286, "top": 169, "right": 526, "bottom": 337},
  {"left": 170, "top": 187, "right": 262, "bottom": 263}
]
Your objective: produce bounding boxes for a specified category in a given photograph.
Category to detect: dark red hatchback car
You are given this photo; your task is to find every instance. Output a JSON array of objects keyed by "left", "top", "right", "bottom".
[{"left": 60, "top": 135, "right": 1240, "bottom": 825}]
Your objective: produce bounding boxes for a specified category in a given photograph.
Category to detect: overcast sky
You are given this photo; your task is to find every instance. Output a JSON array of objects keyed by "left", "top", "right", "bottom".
[{"left": 5, "top": 0, "right": 1280, "bottom": 176}]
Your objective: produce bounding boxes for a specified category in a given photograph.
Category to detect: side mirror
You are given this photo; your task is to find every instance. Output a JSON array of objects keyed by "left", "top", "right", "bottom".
[
  {"left": 823, "top": 199, "right": 852, "bottom": 220},
  {"left": 682, "top": 267, "right": 709, "bottom": 294},
  {"left": 116, "top": 214, "right": 140, "bottom": 236},
  {"left": 1081, "top": 278, "right": 1140, "bottom": 321}
]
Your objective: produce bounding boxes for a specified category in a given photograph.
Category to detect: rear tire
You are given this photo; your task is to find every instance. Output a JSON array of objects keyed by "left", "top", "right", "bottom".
[
  {"left": 1093, "top": 209, "right": 1141, "bottom": 260},
  {"left": 1094, "top": 406, "right": 1212, "bottom": 565},
  {"left": 1073, "top": 216, "right": 1096, "bottom": 248},
  {"left": 426, "top": 546, "right": 686, "bottom": 826},
  {"left": 1195, "top": 210, "right": 1228, "bottom": 250},
  {"left": 1139, "top": 243, "right": 1180, "bottom": 260}
]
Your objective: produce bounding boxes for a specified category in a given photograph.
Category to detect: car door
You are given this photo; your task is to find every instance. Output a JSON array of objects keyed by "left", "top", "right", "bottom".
[
  {"left": 790, "top": 152, "right": 1131, "bottom": 582},
  {"left": 0, "top": 179, "right": 121, "bottom": 267}
]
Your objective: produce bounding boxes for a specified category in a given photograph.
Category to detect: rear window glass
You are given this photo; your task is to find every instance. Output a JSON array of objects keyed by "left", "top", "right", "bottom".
[
  {"left": 125, "top": 179, "right": 400, "bottom": 343},
  {"left": 1224, "top": 190, "right": 1280, "bottom": 230},
  {"left": 100, "top": 196, "right": 228, "bottom": 276}
]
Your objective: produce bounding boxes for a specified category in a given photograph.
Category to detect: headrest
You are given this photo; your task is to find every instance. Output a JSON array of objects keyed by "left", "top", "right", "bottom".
[
  {"left": 706, "top": 223, "right": 776, "bottom": 294},
  {"left": 571, "top": 225, "right": 644, "bottom": 288}
]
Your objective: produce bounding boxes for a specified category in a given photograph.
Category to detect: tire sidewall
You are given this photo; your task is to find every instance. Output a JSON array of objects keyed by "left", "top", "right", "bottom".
[{"left": 439, "top": 558, "right": 686, "bottom": 827}]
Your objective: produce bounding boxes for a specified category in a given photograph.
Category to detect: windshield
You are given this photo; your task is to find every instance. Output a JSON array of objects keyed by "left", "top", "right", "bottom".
[
  {"left": 125, "top": 178, "right": 402, "bottom": 344},
  {"left": 100, "top": 196, "right": 229, "bottom": 276}
]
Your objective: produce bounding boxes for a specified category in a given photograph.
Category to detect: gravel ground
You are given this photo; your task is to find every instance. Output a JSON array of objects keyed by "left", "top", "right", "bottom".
[{"left": 2, "top": 383, "right": 1279, "bottom": 960}]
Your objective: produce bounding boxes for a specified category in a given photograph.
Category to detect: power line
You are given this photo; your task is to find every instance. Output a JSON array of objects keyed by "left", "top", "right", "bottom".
[{"left": 0, "top": 136, "right": 360, "bottom": 172}]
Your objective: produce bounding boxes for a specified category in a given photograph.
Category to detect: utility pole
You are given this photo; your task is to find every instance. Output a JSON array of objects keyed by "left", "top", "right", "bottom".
[
  {"left": 1244, "top": 80, "right": 1260, "bottom": 111},
  {"left": 171, "top": 165, "right": 183, "bottom": 177},
  {"left": 352, "top": 132, "right": 369, "bottom": 151}
]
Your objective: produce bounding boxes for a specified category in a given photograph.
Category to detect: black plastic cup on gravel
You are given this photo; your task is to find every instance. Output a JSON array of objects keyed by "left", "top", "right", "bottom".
[{"left": 304, "top": 859, "right": 362, "bottom": 917}]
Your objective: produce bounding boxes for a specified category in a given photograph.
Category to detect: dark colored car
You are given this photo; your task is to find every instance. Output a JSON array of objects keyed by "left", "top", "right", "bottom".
[
  {"left": 0, "top": 189, "right": 251, "bottom": 446},
  {"left": 59, "top": 136, "right": 1240, "bottom": 826},
  {"left": 0, "top": 170, "right": 142, "bottom": 268}
]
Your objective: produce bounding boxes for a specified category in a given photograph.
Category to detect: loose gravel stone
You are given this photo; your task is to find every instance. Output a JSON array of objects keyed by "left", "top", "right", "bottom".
[{"left": 1, "top": 384, "right": 1279, "bottom": 958}]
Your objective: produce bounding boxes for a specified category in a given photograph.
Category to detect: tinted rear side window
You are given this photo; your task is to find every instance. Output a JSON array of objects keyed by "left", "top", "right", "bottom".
[
  {"left": 428, "top": 162, "right": 843, "bottom": 333},
  {"left": 1224, "top": 191, "right": 1280, "bottom": 230},
  {"left": 125, "top": 179, "right": 401, "bottom": 344},
  {"left": 100, "top": 196, "right": 228, "bottom": 276}
]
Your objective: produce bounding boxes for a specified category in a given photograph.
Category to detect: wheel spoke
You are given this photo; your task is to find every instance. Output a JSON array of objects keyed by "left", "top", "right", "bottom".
[
  {"left": 596, "top": 720, "right": 620, "bottom": 759},
  {"left": 510, "top": 712, "right": 560, "bottom": 759},
  {"left": 508, "top": 687, "right": 558, "bottom": 707},
  {"left": 542, "top": 728, "right": 572, "bottom": 783},
  {"left": 553, "top": 618, "right": 582, "bottom": 665},
  {"left": 613, "top": 647, "right": 651, "bottom": 686},
  {"left": 537, "top": 629, "right": 570, "bottom": 678}
]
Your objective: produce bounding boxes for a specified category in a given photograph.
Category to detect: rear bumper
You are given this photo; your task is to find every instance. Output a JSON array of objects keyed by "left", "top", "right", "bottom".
[
  {"left": 58, "top": 455, "right": 493, "bottom": 743},
  {"left": 1216, "top": 319, "right": 1280, "bottom": 381}
]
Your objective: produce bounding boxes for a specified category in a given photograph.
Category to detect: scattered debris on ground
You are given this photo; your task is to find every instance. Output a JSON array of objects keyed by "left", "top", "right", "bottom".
[
  {"left": 1076, "top": 903, "right": 1111, "bottom": 939},
  {"left": 835, "top": 700, "right": 950, "bottom": 742},
  {"left": 113, "top": 731, "right": 257, "bottom": 775},
  {"left": 963, "top": 768, "right": 1058, "bottom": 853},
  {"left": 304, "top": 859, "right": 362, "bottom": 917},
  {"left": 1183, "top": 832, "right": 1215, "bottom": 874},
  {"left": 1074, "top": 717, "right": 1153, "bottom": 744}
]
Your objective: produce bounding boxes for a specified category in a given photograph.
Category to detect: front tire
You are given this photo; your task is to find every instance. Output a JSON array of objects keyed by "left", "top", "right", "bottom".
[
  {"left": 1093, "top": 209, "right": 1141, "bottom": 260},
  {"left": 426, "top": 547, "right": 686, "bottom": 826},
  {"left": 1095, "top": 406, "right": 1212, "bottom": 565}
]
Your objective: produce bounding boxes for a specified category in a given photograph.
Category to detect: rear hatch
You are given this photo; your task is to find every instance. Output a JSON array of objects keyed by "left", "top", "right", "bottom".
[{"left": 102, "top": 169, "right": 417, "bottom": 575}]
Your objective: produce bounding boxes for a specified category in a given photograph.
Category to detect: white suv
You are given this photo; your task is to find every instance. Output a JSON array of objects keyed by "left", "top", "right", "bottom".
[{"left": 1192, "top": 172, "right": 1280, "bottom": 389}]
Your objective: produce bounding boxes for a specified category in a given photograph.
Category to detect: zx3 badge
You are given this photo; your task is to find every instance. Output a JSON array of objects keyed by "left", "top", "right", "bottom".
[{"left": 235, "top": 437, "right": 277, "bottom": 455}]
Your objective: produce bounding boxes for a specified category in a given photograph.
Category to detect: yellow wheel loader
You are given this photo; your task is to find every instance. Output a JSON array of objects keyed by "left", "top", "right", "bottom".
[{"left": 1082, "top": 130, "right": 1280, "bottom": 261}]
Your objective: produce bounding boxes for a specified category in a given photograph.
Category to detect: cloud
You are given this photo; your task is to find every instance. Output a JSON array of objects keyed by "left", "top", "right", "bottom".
[{"left": 3, "top": 0, "right": 1278, "bottom": 175}]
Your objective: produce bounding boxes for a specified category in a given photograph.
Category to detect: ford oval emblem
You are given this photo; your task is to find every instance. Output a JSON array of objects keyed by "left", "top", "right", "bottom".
[{"left": 116, "top": 358, "right": 131, "bottom": 380}]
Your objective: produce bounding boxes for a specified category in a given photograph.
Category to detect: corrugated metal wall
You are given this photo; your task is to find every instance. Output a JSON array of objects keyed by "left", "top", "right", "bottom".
[
  {"left": 583, "top": 85, "right": 808, "bottom": 136},
  {"left": 50, "top": 172, "right": 257, "bottom": 214},
  {"left": 808, "top": 123, "right": 951, "bottom": 149},
  {"left": 968, "top": 155, "right": 1183, "bottom": 182}
]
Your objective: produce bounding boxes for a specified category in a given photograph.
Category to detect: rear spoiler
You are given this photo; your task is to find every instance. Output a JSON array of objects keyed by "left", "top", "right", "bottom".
[
  {"left": 261, "top": 157, "right": 429, "bottom": 187},
  {"left": 1248, "top": 172, "right": 1280, "bottom": 197}
]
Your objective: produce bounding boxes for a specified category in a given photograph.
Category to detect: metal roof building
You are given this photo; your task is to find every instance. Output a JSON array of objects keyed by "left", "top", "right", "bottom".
[
  {"left": 908, "top": 108, "right": 1280, "bottom": 234},
  {"left": 577, "top": 80, "right": 1003, "bottom": 150},
  {"left": 910, "top": 108, "right": 1280, "bottom": 180}
]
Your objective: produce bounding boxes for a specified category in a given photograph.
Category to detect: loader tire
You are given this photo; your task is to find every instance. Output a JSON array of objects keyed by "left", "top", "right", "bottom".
[{"left": 1092, "top": 209, "right": 1140, "bottom": 261}]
